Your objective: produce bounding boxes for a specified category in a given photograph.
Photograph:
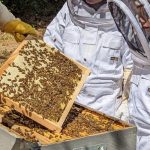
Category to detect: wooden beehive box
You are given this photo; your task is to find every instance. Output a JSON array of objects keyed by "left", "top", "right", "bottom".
[
  {"left": 0, "top": 40, "right": 90, "bottom": 132},
  {"left": 0, "top": 103, "right": 136, "bottom": 150}
]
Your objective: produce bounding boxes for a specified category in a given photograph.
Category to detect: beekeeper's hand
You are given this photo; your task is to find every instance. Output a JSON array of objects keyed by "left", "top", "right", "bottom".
[
  {"left": 122, "top": 68, "right": 132, "bottom": 101},
  {"left": 140, "top": 18, "right": 150, "bottom": 28},
  {"left": 2, "top": 19, "right": 37, "bottom": 42},
  {"left": 143, "top": 18, "right": 150, "bottom": 28}
]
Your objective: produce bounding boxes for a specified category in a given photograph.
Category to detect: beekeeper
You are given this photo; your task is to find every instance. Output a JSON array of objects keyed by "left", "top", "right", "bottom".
[
  {"left": 108, "top": 0, "right": 150, "bottom": 149},
  {"left": 44, "top": 0, "right": 133, "bottom": 118},
  {"left": 0, "top": 2, "right": 37, "bottom": 42}
]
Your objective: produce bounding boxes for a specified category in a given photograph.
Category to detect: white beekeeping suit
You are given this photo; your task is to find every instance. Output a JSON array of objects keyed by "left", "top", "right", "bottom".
[
  {"left": 44, "top": 0, "right": 133, "bottom": 117},
  {"left": 108, "top": 0, "right": 150, "bottom": 149}
]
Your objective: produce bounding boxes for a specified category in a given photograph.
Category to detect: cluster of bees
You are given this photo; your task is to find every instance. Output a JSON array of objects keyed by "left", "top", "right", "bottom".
[
  {"left": 0, "top": 104, "right": 126, "bottom": 144},
  {"left": 0, "top": 40, "right": 82, "bottom": 122},
  {"left": 2, "top": 109, "right": 71, "bottom": 143},
  {"left": 62, "top": 106, "right": 126, "bottom": 138}
]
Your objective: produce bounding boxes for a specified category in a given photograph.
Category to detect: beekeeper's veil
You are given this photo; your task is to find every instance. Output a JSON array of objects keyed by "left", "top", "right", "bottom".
[{"left": 108, "top": 0, "right": 150, "bottom": 66}]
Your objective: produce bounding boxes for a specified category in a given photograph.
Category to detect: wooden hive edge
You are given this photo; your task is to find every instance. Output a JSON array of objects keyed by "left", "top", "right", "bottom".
[
  {"left": 0, "top": 95, "right": 62, "bottom": 132},
  {"left": 11, "top": 125, "right": 52, "bottom": 145}
]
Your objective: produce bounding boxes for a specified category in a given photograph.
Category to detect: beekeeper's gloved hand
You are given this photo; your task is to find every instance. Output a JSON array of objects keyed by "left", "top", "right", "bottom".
[
  {"left": 122, "top": 68, "right": 132, "bottom": 100},
  {"left": 2, "top": 19, "right": 37, "bottom": 42}
]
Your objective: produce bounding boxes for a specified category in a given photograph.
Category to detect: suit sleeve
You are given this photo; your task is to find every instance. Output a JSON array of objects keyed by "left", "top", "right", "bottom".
[
  {"left": 121, "top": 39, "right": 133, "bottom": 69},
  {"left": 0, "top": 2, "right": 15, "bottom": 30},
  {"left": 43, "top": 3, "right": 69, "bottom": 52}
]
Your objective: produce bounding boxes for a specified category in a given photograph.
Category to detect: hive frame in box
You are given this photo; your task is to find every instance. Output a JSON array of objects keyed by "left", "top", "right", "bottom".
[
  {"left": 0, "top": 103, "right": 137, "bottom": 150},
  {"left": 0, "top": 40, "right": 91, "bottom": 132}
]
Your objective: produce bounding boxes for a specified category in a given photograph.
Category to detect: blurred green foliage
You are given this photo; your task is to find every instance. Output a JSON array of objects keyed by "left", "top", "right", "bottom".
[{"left": 2, "top": 0, "right": 66, "bottom": 27}]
